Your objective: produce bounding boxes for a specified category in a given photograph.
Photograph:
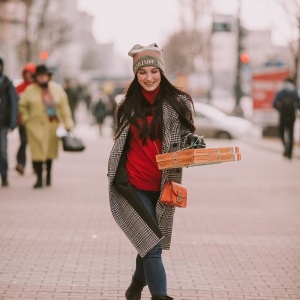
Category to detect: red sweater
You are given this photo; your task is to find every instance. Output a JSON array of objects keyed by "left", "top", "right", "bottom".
[
  {"left": 126, "top": 87, "right": 162, "bottom": 191},
  {"left": 16, "top": 81, "right": 31, "bottom": 95}
]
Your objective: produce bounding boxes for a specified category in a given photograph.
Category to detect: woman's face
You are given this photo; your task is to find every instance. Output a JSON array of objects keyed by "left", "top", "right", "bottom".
[
  {"left": 36, "top": 74, "right": 50, "bottom": 85},
  {"left": 24, "top": 71, "right": 34, "bottom": 83},
  {"left": 136, "top": 66, "right": 161, "bottom": 91}
]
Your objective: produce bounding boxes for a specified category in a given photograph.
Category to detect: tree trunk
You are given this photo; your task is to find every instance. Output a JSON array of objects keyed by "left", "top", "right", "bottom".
[
  {"left": 294, "top": 17, "right": 300, "bottom": 87},
  {"left": 24, "top": 0, "right": 31, "bottom": 61},
  {"left": 24, "top": 0, "right": 33, "bottom": 62}
]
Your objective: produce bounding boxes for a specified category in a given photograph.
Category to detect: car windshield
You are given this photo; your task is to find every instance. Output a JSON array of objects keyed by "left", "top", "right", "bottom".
[{"left": 194, "top": 104, "right": 228, "bottom": 120}]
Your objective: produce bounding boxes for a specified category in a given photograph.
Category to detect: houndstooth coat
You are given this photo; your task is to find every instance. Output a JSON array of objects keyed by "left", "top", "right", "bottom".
[{"left": 108, "top": 97, "right": 194, "bottom": 257}]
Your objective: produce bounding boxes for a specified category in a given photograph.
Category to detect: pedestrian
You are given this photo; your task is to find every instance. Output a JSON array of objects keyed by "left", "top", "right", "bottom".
[
  {"left": 19, "top": 64, "right": 74, "bottom": 188},
  {"left": 64, "top": 78, "right": 79, "bottom": 124},
  {"left": 273, "top": 77, "right": 300, "bottom": 159},
  {"left": 81, "top": 85, "right": 92, "bottom": 114},
  {"left": 0, "top": 56, "right": 18, "bottom": 187},
  {"left": 107, "top": 43, "right": 205, "bottom": 300},
  {"left": 93, "top": 89, "right": 107, "bottom": 136},
  {"left": 15, "top": 62, "right": 36, "bottom": 175}
]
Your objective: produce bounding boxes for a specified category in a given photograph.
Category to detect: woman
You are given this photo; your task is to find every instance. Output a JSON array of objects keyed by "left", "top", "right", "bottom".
[
  {"left": 107, "top": 43, "right": 205, "bottom": 300},
  {"left": 19, "top": 65, "right": 74, "bottom": 188}
]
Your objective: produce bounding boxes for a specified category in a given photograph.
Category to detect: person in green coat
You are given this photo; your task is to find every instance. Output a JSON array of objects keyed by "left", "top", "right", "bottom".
[{"left": 19, "top": 65, "right": 74, "bottom": 188}]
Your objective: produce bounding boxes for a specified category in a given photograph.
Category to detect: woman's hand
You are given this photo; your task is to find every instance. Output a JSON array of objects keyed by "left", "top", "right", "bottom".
[{"left": 187, "top": 134, "right": 206, "bottom": 149}]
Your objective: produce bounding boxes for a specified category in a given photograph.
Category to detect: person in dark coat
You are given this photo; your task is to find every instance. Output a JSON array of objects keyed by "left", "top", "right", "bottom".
[
  {"left": 93, "top": 88, "right": 108, "bottom": 136},
  {"left": 273, "top": 77, "right": 300, "bottom": 159},
  {"left": 0, "top": 56, "right": 18, "bottom": 186},
  {"left": 64, "top": 79, "right": 79, "bottom": 124},
  {"left": 107, "top": 43, "right": 205, "bottom": 300}
]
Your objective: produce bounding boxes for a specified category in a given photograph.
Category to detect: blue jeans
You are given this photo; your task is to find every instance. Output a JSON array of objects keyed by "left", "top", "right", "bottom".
[
  {"left": 133, "top": 189, "right": 167, "bottom": 297},
  {"left": 0, "top": 127, "right": 8, "bottom": 178}
]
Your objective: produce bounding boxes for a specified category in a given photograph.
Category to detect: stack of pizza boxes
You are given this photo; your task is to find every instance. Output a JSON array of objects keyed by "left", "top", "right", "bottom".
[{"left": 156, "top": 147, "right": 241, "bottom": 170}]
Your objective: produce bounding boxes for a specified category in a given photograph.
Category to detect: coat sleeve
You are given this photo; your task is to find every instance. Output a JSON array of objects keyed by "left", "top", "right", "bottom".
[
  {"left": 295, "top": 92, "right": 300, "bottom": 109},
  {"left": 179, "top": 95, "right": 195, "bottom": 147},
  {"left": 8, "top": 80, "right": 18, "bottom": 129},
  {"left": 18, "top": 90, "right": 30, "bottom": 125},
  {"left": 272, "top": 91, "right": 282, "bottom": 111}
]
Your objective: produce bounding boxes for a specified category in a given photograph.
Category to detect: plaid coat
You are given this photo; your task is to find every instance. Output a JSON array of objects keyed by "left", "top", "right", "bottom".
[{"left": 108, "top": 97, "right": 193, "bottom": 257}]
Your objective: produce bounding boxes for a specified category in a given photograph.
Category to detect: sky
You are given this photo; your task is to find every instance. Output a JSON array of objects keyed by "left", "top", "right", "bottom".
[{"left": 77, "top": 0, "right": 296, "bottom": 58}]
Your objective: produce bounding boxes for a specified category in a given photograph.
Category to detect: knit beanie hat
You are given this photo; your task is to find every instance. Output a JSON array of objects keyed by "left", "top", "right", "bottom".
[
  {"left": 22, "top": 63, "right": 36, "bottom": 75},
  {"left": 128, "top": 43, "right": 165, "bottom": 74}
]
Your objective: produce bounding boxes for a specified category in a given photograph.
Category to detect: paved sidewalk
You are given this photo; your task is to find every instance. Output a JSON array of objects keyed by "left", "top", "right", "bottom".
[
  {"left": 244, "top": 136, "right": 300, "bottom": 160},
  {"left": 0, "top": 122, "right": 300, "bottom": 300}
]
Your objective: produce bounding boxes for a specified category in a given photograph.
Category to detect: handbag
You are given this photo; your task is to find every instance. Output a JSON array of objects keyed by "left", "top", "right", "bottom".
[
  {"left": 152, "top": 140, "right": 187, "bottom": 208},
  {"left": 160, "top": 181, "right": 187, "bottom": 208},
  {"left": 61, "top": 135, "right": 85, "bottom": 152}
]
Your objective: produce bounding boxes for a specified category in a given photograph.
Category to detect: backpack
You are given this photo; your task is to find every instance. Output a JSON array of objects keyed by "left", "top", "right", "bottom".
[{"left": 280, "top": 95, "right": 296, "bottom": 124}]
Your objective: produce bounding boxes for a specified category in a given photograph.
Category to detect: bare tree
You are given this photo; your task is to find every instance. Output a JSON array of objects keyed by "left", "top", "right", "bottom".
[
  {"left": 234, "top": 0, "right": 244, "bottom": 115},
  {"left": 34, "top": 0, "right": 50, "bottom": 57},
  {"left": 1, "top": 0, "right": 72, "bottom": 65},
  {"left": 20, "top": 0, "right": 34, "bottom": 61},
  {"left": 164, "top": 30, "right": 200, "bottom": 74},
  {"left": 32, "top": 0, "right": 72, "bottom": 59},
  {"left": 0, "top": 0, "right": 25, "bottom": 24},
  {"left": 30, "top": 0, "right": 73, "bottom": 62},
  {"left": 0, "top": 0, "right": 35, "bottom": 62},
  {"left": 278, "top": 0, "right": 300, "bottom": 85},
  {"left": 163, "top": 0, "right": 212, "bottom": 74}
]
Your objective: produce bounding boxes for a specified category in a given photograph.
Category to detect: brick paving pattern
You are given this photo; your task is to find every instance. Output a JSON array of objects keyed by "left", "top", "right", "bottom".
[{"left": 0, "top": 121, "right": 300, "bottom": 300}]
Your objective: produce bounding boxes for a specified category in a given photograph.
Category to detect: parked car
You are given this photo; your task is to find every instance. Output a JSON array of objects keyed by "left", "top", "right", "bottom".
[{"left": 193, "top": 102, "right": 261, "bottom": 139}]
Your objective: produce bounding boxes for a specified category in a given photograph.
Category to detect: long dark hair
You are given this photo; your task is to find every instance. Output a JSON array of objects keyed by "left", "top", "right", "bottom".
[{"left": 114, "top": 71, "right": 195, "bottom": 144}]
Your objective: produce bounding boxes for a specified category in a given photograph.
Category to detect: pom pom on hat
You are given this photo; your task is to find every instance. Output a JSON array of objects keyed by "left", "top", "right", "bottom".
[{"left": 128, "top": 43, "right": 165, "bottom": 74}]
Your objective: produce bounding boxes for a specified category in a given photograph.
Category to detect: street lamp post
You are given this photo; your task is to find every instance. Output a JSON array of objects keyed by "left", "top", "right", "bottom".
[{"left": 233, "top": 0, "right": 244, "bottom": 117}]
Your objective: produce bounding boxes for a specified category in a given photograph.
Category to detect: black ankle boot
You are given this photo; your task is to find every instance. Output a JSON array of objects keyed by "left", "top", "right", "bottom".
[
  {"left": 1, "top": 176, "right": 8, "bottom": 187},
  {"left": 151, "top": 296, "right": 174, "bottom": 300},
  {"left": 33, "top": 178, "right": 42, "bottom": 188},
  {"left": 125, "top": 277, "right": 146, "bottom": 300},
  {"left": 45, "top": 159, "right": 52, "bottom": 186},
  {"left": 46, "top": 175, "right": 51, "bottom": 186},
  {"left": 33, "top": 161, "right": 43, "bottom": 189}
]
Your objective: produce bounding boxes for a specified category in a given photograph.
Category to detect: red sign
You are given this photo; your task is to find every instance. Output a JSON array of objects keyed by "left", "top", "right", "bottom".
[{"left": 252, "top": 68, "right": 290, "bottom": 110}]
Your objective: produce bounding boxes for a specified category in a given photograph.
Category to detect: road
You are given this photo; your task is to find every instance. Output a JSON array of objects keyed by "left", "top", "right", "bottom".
[{"left": 0, "top": 116, "right": 299, "bottom": 300}]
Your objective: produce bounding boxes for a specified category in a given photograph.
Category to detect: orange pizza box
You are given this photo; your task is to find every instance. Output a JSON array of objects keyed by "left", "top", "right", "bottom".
[
  {"left": 192, "top": 146, "right": 240, "bottom": 156},
  {"left": 193, "top": 153, "right": 241, "bottom": 163},
  {"left": 157, "top": 157, "right": 228, "bottom": 170},
  {"left": 157, "top": 152, "right": 241, "bottom": 170},
  {"left": 155, "top": 147, "right": 240, "bottom": 162},
  {"left": 178, "top": 153, "right": 241, "bottom": 168}
]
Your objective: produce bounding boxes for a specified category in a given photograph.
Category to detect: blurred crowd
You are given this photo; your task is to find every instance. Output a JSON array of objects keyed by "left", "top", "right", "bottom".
[
  {"left": 1, "top": 56, "right": 299, "bottom": 190},
  {"left": 0, "top": 57, "right": 121, "bottom": 189}
]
